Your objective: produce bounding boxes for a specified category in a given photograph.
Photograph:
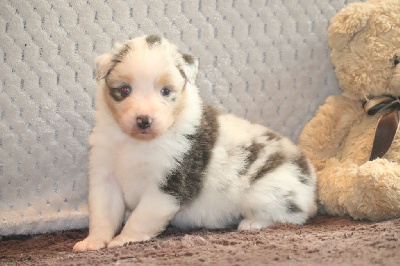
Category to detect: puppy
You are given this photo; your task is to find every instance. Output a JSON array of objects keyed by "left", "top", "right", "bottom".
[{"left": 73, "top": 35, "right": 317, "bottom": 252}]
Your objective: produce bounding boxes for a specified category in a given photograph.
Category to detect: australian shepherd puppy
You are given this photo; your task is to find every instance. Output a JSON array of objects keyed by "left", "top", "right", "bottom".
[{"left": 73, "top": 35, "right": 317, "bottom": 252}]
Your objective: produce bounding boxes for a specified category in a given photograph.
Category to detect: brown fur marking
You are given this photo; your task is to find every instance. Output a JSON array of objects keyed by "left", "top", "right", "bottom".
[
  {"left": 287, "top": 200, "right": 302, "bottom": 213},
  {"left": 182, "top": 54, "right": 195, "bottom": 65},
  {"left": 105, "top": 71, "right": 135, "bottom": 102},
  {"left": 161, "top": 105, "right": 220, "bottom": 204},
  {"left": 293, "top": 153, "right": 312, "bottom": 185},
  {"left": 239, "top": 141, "right": 264, "bottom": 176},
  {"left": 250, "top": 152, "right": 286, "bottom": 183},
  {"left": 104, "top": 44, "right": 132, "bottom": 79},
  {"left": 284, "top": 191, "right": 303, "bottom": 213},
  {"left": 264, "top": 131, "right": 282, "bottom": 141},
  {"left": 146, "top": 35, "right": 162, "bottom": 47}
]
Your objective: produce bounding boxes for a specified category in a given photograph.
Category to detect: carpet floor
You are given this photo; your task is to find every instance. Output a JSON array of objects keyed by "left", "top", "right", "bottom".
[{"left": 1, "top": 215, "right": 399, "bottom": 265}]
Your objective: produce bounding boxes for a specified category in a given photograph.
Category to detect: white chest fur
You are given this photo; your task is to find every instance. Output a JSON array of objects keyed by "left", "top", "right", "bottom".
[{"left": 108, "top": 132, "right": 191, "bottom": 210}]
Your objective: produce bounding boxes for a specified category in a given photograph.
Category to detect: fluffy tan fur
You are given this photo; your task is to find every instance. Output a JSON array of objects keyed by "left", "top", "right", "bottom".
[{"left": 298, "top": 0, "right": 400, "bottom": 221}]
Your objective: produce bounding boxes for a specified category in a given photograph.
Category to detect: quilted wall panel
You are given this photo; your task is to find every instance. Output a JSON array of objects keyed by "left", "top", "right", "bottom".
[{"left": 0, "top": 0, "right": 361, "bottom": 236}]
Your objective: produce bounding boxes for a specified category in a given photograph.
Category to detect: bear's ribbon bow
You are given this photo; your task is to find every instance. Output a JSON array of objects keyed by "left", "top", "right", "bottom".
[{"left": 363, "top": 95, "right": 400, "bottom": 161}]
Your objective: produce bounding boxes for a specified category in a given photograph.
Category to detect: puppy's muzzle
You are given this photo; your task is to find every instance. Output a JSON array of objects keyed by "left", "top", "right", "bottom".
[{"left": 136, "top": 115, "right": 152, "bottom": 130}]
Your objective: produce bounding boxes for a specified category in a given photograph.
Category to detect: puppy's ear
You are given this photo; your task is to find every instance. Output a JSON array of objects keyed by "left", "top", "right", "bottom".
[
  {"left": 94, "top": 42, "right": 132, "bottom": 82},
  {"left": 94, "top": 52, "right": 114, "bottom": 82},
  {"left": 177, "top": 53, "right": 199, "bottom": 85}
]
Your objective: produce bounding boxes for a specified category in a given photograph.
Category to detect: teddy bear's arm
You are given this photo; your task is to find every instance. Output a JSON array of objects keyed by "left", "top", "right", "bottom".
[{"left": 298, "top": 95, "right": 362, "bottom": 171}]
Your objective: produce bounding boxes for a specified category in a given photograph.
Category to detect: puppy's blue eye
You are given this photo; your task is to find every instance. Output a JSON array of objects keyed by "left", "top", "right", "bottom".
[
  {"left": 120, "top": 86, "right": 131, "bottom": 97},
  {"left": 161, "top": 87, "right": 171, "bottom": 97}
]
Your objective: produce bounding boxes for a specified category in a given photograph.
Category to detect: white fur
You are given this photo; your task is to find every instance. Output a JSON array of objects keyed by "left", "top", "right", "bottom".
[
  {"left": 73, "top": 36, "right": 317, "bottom": 252},
  {"left": 172, "top": 114, "right": 316, "bottom": 230}
]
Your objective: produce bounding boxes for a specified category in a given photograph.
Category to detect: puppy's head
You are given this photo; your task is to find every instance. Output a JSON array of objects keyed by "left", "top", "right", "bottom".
[{"left": 96, "top": 35, "right": 199, "bottom": 140}]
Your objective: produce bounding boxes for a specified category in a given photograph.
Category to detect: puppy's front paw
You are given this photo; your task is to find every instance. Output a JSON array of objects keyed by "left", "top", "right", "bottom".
[
  {"left": 73, "top": 238, "right": 107, "bottom": 252},
  {"left": 107, "top": 233, "right": 151, "bottom": 249}
]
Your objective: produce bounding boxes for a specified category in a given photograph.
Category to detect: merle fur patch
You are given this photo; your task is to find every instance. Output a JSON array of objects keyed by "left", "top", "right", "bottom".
[
  {"left": 107, "top": 86, "right": 127, "bottom": 102},
  {"left": 264, "top": 131, "right": 282, "bottom": 141},
  {"left": 287, "top": 200, "right": 302, "bottom": 213},
  {"left": 113, "top": 44, "right": 132, "bottom": 64},
  {"left": 178, "top": 68, "right": 187, "bottom": 80},
  {"left": 239, "top": 141, "right": 264, "bottom": 176},
  {"left": 104, "top": 43, "right": 132, "bottom": 79},
  {"left": 146, "top": 35, "right": 162, "bottom": 47},
  {"left": 250, "top": 152, "right": 286, "bottom": 183},
  {"left": 293, "top": 153, "right": 312, "bottom": 185},
  {"left": 161, "top": 105, "right": 219, "bottom": 204},
  {"left": 182, "top": 54, "right": 195, "bottom": 65},
  {"left": 284, "top": 191, "right": 302, "bottom": 213},
  {"left": 177, "top": 54, "right": 196, "bottom": 80}
]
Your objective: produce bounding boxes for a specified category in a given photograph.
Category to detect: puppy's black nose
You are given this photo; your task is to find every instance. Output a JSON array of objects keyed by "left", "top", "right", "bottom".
[{"left": 136, "top": 115, "right": 152, "bottom": 129}]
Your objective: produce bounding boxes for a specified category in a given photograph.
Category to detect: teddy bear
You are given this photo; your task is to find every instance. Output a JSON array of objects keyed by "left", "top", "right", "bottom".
[{"left": 298, "top": 0, "right": 400, "bottom": 221}]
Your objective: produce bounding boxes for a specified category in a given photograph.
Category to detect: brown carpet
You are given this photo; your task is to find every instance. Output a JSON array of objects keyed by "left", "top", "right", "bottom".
[{"left": 1, "top": 215, "right": 399, "bottom": 265}]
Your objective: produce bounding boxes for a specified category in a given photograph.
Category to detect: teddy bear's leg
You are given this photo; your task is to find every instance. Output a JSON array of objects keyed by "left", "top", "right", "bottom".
[
  {"left": 354, "top": 159, "right": 400, "bottom": 220},
  {"left": 318, "top": 159, "right": 400, "bottom": 221}
]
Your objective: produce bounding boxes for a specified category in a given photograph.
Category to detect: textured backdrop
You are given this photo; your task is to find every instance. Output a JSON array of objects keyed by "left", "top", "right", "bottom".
[{"left": 0, "top": 0, "right": 360, "bottom": 236}]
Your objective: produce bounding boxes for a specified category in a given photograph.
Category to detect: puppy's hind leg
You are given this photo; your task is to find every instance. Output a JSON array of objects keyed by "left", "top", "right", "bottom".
[
  {"left": 238, "top": 183, "right": 286, "bottom": 231},
  {"left": 107, "top": 188, "right": 180, "bottom": 248},
  {"left": 238, "top": 186, "right": 276, "bottom": 231},
  {"left": 238, "top": 218, "right": 274, "bottom": 231},
  {"left": 238, "top": 166, "right": 316, "bottom": 231}
]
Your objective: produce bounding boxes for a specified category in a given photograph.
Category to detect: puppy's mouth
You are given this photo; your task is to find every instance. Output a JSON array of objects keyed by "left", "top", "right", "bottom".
[
  {"left": 126, "top": 115, "right": 160, "bottom": 140},
  {"left": 131, "top": 128, "right": 158, "bottom": 140}
]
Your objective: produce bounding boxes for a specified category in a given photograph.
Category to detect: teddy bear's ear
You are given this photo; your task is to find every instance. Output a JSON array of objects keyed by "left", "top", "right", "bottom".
[{"left": 328, "top": 2, "right": 374, "bottom": 51}]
